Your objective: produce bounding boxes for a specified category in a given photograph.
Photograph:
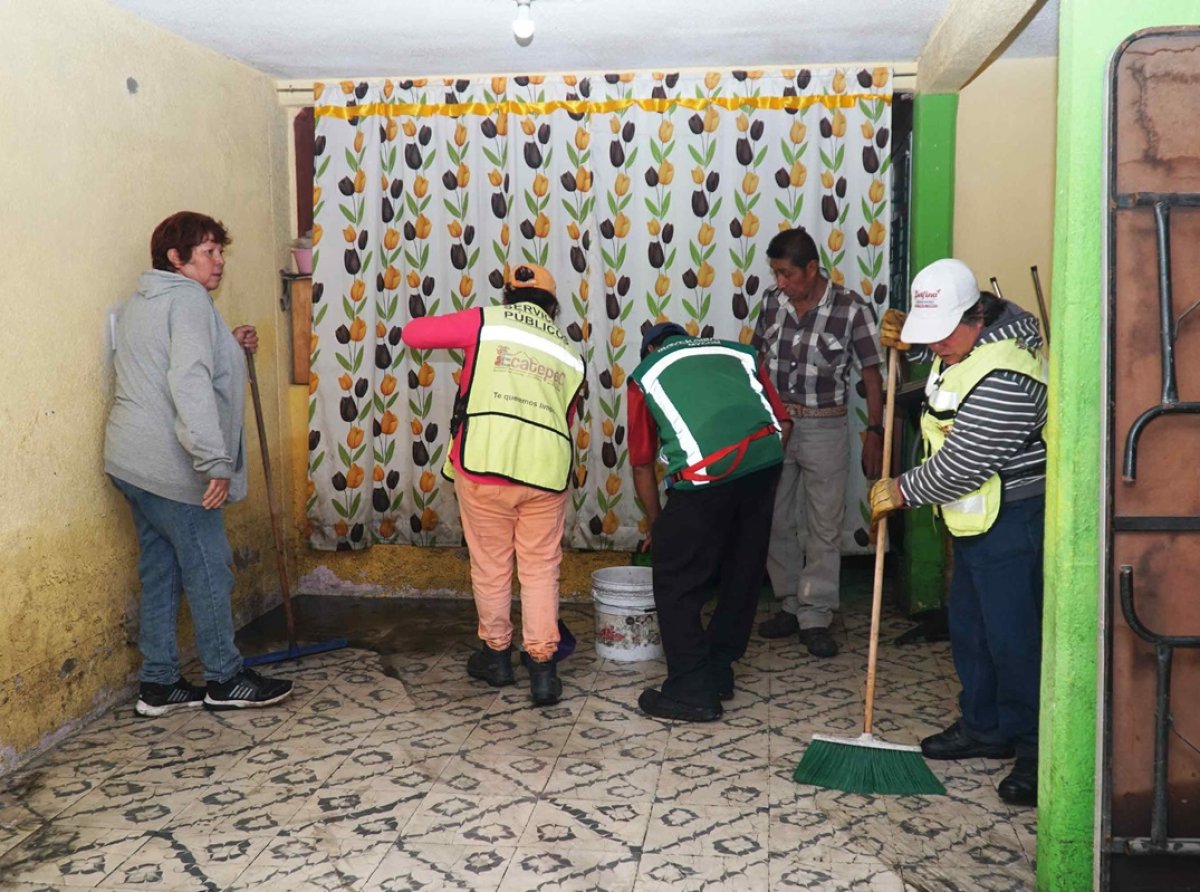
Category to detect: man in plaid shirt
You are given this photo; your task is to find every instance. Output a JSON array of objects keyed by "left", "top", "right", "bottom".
[{"left": 752, "top": 227, "right": 884, "bottom": 657}]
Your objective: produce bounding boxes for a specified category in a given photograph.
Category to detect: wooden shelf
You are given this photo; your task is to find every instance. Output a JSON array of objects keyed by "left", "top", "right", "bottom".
[{"left": 283, "top": 274, "right": 312, "bottom": 385}]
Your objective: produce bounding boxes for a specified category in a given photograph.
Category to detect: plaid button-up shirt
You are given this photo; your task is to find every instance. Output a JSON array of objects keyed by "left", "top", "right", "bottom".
[{"left": 751, "top": 281, "right": 882, "bottom": 409}]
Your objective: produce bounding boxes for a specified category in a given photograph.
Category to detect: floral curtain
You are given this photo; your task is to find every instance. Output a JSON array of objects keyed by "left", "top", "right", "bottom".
[{"left": 307, "top": 68, "right": 893, "bottom": 553}]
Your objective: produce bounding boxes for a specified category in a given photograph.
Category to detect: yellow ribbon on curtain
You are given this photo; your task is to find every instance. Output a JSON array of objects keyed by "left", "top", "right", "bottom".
[{"left": 314, "top": 92, "right": 892, "bottom": 120}]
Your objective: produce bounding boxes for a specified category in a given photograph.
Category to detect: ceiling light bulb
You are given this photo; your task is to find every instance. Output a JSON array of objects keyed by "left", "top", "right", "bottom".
[{"left": 513, "top": 0, "right": 535, "bottom": 41}]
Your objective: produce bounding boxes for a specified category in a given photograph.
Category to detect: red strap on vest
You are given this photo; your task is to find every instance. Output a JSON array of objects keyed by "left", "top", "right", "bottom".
[{"left": 674, "top": 424, "right": 777, "bottom": 484}]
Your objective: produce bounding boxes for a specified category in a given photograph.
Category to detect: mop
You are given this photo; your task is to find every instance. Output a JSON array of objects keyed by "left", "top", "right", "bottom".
[
  {"left": 242, "top": 349, "right": 349, "bottom": 666},
  {"left": 792, "top": 346, "right": 945, "bottom": 795}
]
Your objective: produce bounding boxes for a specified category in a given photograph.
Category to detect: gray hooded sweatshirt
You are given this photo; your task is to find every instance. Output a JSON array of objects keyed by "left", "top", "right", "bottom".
[{"left": 105, "top": 270, "right": 247, "bottom": 505}]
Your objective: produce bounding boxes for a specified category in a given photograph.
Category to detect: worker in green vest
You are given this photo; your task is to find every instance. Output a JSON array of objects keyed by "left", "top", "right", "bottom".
[
  {"left": 870, "top": 258, "right": 1047, "bottom": 807},
  {"left": 627, "top": 323, "right": 788, "bottom": 721}
]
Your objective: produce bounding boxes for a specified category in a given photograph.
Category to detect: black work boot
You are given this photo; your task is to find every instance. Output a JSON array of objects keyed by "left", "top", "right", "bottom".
[
  {"left": 998, "top": 757, "right": 1038, "bottom": 807},
  {"left": 528, "top": 658, "right": 562, "bottom": 706},
  {"left": 467, "top": 645, "right": 515, "bottom": 687}
]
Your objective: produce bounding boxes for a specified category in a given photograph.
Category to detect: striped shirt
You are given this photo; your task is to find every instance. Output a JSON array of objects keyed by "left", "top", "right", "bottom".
[
  {"left": 899, "top": 311, "right": 1047, "bottom": 507},
  {"left": 751, "top": 282, "right": 882, "bottom": 408}
]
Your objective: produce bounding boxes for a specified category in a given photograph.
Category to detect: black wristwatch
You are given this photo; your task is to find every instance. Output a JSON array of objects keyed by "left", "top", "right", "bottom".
[{"left": 865, "top": 424, "right": 884, "bottom": 435}]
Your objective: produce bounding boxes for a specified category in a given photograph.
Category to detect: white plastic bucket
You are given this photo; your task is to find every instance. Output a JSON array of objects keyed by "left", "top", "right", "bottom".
[{"left": 592, "top": 566, "right": 663, "bottom": 661}]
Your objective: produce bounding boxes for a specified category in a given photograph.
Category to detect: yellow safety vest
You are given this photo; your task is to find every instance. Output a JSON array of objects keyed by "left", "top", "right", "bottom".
[
  {"left": 454, "top": 303, "right": 584, "bottom": 492},
  {"left": 920, "top": 339, "right": 1046, "bottom": 536}
]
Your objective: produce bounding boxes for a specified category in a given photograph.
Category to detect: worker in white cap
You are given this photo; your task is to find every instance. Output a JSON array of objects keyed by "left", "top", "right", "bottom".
[{"left": 871, "top": 258, "right": 1047, "bottom": 807}]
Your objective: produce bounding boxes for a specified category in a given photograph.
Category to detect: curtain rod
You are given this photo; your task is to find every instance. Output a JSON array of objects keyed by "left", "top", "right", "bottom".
[{"left": 276, "top": 66, "right": 919, "bottom": 95}]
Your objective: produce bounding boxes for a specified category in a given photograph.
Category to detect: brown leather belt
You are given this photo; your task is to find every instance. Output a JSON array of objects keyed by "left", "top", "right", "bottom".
[{"left": 783, "top": 403, "right": 847, "bottom": 419}]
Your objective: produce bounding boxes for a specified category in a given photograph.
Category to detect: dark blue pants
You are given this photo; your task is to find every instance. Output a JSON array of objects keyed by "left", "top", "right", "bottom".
[{"left": 948, "top": 495, "right": 1044, "bottom": 759}]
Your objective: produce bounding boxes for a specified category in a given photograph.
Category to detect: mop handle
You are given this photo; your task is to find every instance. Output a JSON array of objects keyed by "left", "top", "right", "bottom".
[
  {"left": 863, "top": 346, "right": 899, "bottom": 735},
  {"left": 245, "top": 348, "right": 298, "bottom": 649}
]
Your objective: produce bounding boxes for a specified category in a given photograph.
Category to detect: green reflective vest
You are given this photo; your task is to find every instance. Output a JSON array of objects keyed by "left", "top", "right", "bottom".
[
  {"left": 630, "top": 336, "right": 783, "bottom": 490},
  {"left": 920, "top": 338, "right": 1047, "bottom": 536},
  {"left": 453, "top": 303, "right": 584, "bottom": 492}
]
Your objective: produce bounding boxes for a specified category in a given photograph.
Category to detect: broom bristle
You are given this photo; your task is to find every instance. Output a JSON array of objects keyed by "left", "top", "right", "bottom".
[{"left": 793, "top": 736, "right": 945, "bottom": 796}]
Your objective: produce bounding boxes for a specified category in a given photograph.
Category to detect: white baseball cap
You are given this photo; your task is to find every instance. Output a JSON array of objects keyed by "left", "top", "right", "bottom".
[{"left": 900, "top": 259, "right": 982, "bottom": 344}]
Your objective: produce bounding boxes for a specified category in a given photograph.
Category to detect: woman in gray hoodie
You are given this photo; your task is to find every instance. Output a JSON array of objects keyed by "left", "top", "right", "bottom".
[{"left": 105, "top": 211, "right": 291, "bottom": 716}]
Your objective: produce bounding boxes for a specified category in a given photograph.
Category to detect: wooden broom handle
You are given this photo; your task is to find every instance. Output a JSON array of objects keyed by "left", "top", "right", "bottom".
[
  {"left": 863, "top": 346, "right": 899, "bottom": 736},
  {"left": 245, "top": 349, "right": 298, "bottom": 649}
]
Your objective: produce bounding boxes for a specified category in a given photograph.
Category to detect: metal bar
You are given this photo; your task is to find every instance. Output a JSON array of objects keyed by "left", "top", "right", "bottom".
[
  {"left": 989, "top": 276, "right": 1004, "bottom": 300},
  {"left": 1117, "top": 566, "right": 1200, "bottom": 650},
  {"left": 1154, "top": 202, "right": 1178, "bottom": 404},
  {"left": 1151, "top": 642, "right": 1172, "bottom": 850},
  {"left": 1121, "top": 403, "right": 1200, "bottom": 481},
  {"left": 1110, "top": 837, "right": 1200, "bottom": 856},
  {"left": 1030, "top": 265, "right": 1051, "bottom": 347},
  {"left": 1113, "top": 515, "right": 1200, "bottom": 531},
  {"left": 1114, "top": 192, "right": 1200, "bottom": 208}
]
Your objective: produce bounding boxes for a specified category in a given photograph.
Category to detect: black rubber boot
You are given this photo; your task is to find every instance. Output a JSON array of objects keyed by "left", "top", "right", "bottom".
[
  {"left": 528, "top": 659, "right": 562, "bottom": 706},
  {"left": 466, "top": 645, "right": 515, "bottom": 687}
]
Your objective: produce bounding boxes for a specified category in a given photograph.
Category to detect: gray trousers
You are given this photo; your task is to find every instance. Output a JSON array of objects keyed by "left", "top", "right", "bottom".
[{"left": 766, "top": 416, "right": 849, "bottom": 629}]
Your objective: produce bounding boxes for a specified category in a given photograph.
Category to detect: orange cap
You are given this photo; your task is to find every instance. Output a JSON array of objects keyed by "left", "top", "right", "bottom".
[{"left": 506, "top": 263, "right": 557, "bottom": 296}]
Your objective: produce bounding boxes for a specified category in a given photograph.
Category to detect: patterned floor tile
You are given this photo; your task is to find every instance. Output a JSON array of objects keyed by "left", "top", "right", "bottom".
[
  {"left": 634, "top": 852, "right": 768, "bottom": 891},
  {"left": 364, "top": 842, "right": 514, "bottom": 891},
  {"left": 431, "top": 750, "right": 557, "bottom": 798},
  {"left": 499, "top": 846, "right": 640, "bottom": 891},
  {"left": 171, "top": 780, "right": 317, "bottom": 836},
  {"left": 0, "top": 823, "right": 149, "bottom": 887},
  {"left": 643, "top": 803, "right": 768, "bottom": 859},
  {"left": 56, "top": 778, "right": 206, "bottom": 833},
  {"left": 224, "top": 835, "right": 392, "bottom": 891},
  {"left": 543, "top": 756, "right": 660, "bottom": 802},
  {"left": 284, "top": 780, "right": 425, "bottom": 841},
  {"left": 900, "top": 865, "right": 1036, "bottom": 891},
  {"left": 400, "top": 794, "right": 537, "bottom": 847},
  {"left": 559, "top": 721, "right": 671, "bottom": 761},
  {"left": 769, "top": 855, "right": 906, "bottom": 890},
  {"left": 518, "top": 798, "right": 651, "bottom": 852},
  {"left": 104, "top": 828, "right": 275, "bottom": 890}
]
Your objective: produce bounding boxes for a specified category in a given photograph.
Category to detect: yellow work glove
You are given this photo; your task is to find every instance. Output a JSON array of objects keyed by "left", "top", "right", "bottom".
[
  {"left": 868, "top": 477, "right": 904, "bottom": 539},
  {"left": 879, "top": 308, "right": 910, "bottom": 351}
]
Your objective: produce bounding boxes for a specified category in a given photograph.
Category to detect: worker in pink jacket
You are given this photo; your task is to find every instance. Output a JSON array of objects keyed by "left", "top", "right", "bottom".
[{"left": 402, "top": 265, "right": 584, "bottom": 706}]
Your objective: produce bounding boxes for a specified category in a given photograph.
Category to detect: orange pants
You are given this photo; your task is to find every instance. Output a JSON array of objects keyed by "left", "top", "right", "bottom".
[{"left": 454, "top": 478, "right": 566, "bottom": 662}]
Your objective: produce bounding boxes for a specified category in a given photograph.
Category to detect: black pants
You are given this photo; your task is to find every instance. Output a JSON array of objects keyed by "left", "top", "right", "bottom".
[{"left": 651, "top": 463, "right": 782, "bottom": 707}]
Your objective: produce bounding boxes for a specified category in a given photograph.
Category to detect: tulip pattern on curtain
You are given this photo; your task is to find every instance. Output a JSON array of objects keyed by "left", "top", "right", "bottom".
[{"left": 307, "top": 68, "right": 893, "bottom": 553}]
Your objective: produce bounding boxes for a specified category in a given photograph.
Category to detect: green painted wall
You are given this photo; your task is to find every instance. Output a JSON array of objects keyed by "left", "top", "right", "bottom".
[
  {"left": 902, "top": 93, "right": 957, "bottom": 614},
  {"left": 1042, "top": 3, "right": 1199, "bottom": 889}
]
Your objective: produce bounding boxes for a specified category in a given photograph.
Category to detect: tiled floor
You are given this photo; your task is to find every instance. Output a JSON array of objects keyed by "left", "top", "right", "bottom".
[{"left": 0, "top": 593, "right": 1036, "bottom": 891}]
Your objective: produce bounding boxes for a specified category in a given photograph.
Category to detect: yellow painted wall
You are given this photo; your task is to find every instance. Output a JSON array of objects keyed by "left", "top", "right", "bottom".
[
  {"left": 0, "top": 0, "right": 291, "bottom": 770},
  {"left": 954, "top": 56, "right": 1058, "bottom": 318}
]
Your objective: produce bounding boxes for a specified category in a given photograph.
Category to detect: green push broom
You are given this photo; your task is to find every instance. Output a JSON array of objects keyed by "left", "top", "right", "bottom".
[{"left": 792, "top": 346, "right": 945, "bottom": 796}]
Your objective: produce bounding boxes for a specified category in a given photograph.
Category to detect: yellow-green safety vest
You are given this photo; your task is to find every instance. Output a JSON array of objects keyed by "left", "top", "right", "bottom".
[
  {"left": 453, "top": 303, "right": 584, "bottom": 492},
  {"left": 920, "top": 339, "right": 1046, "bottom": 537}
]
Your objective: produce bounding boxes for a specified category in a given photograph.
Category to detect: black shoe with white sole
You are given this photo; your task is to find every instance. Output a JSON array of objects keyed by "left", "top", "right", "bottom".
[
  {"left": 135, "top": 678, "right": 206, "bottom": 717},
  {"left": 204, "top": 668, "right": 293, "bottom": 711}
]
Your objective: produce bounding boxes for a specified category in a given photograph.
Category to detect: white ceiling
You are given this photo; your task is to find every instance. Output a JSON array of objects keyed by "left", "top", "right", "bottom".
[{"left": 101, "top": 0, "right": 1059, "bottom": 81}]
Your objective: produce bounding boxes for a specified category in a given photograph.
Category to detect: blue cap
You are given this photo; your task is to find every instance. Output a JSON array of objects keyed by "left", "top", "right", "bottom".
[{"left": 640, "top": 322, "right": 689, "bottom": 360}]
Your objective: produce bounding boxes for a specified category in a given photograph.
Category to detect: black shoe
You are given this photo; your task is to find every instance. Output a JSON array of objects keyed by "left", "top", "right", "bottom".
[
  {"left": 204, "top": 668, "right": 293, "bottom": 711},
  {"left": 998, "top": 757, "right": 1038, "bottom": 807},
  {"left": 467, "top": 645, "right": 515, "bottom": 687},
  {"left": 638, "top": 688, "right": 722, "bottom": 722},
  {"left": 135, "top": 678, "right": 206, "bottom": 717},
  {"left": 920, "top": 722, "right": 1016, "bottom": 760},
  {"left": 758, "top": 611, "right": 800, "bottom": 639},
  {"left": 798, "top": 626, "right": 839, "bottom": 658},
  {"left": 528, "top": 659, "right": 562, "bottom": 707},
  {"left": 714, "top": 665, "right": 734, "bottom": 702}
]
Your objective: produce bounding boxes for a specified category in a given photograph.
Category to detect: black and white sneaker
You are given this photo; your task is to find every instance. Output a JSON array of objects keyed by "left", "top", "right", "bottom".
[
  {"left": 135, "top": 678, "right": 206, "bottom": 717},
  {"left": 204, "top": 668, "right": 293, "bottom": 711}
]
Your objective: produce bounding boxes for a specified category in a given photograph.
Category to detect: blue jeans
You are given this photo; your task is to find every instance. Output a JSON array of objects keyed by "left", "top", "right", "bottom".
[
  {"left": 948, "top": 495, "right": 1044, "bottom": 759},
  {"left": 111, "top": 476, "right": 243, "bottom": 684}
]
